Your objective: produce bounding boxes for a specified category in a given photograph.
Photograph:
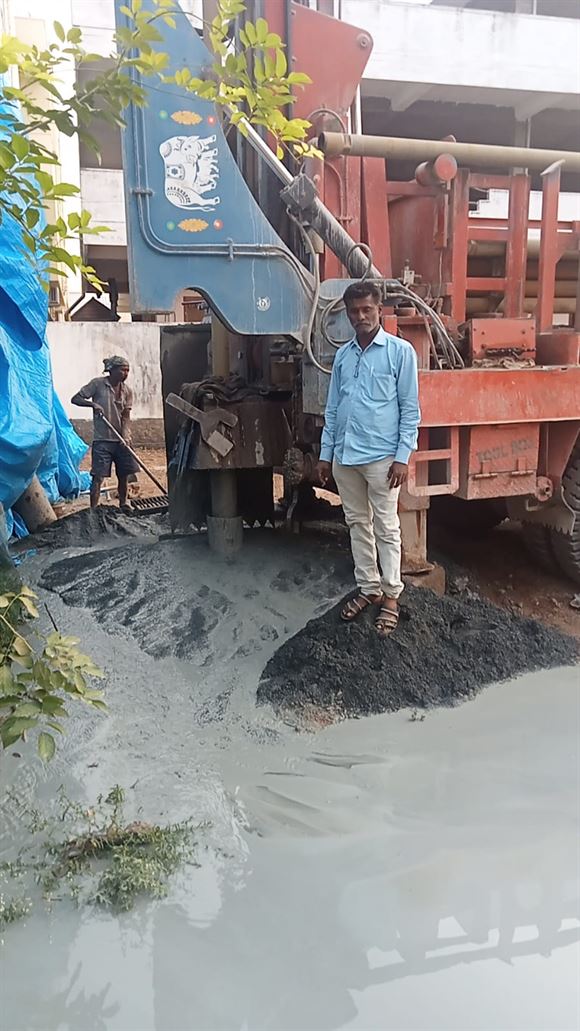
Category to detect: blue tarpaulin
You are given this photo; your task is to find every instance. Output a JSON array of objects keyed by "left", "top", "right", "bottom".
[{"left": 0, "top": 93, "right": 89, "bottom": 540}]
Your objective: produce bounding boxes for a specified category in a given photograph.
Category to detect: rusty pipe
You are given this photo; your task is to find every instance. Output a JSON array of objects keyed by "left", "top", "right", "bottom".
[
  {"left": 466, "top": 297, "right": 576, "bottom": 315},
  {"left": 319, "top": 132, "right": 580, "bottom": 173},
  {"left": 415, "top": 154, "right": 458, "bottom": 186},
  {"left": 524, "top": 281, "right": 579, "bottom": 298},
  {"left": 467, "top": 280, "right": 579, "bottom": 297},
  {"left": 468, "top": 239, "right": 580, "bottom": 260}
]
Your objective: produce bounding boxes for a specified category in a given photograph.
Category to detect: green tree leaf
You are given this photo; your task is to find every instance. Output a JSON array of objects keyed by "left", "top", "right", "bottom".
[
  {"left": 0, "top": 142, "right": 15, "bottom": 169},
  {"left": 287, "top": 71, "right": 312, "bottom": 85},
  {"left": 11, "top": 136, "right": 29, "bottom": 161},
  {"left": 38, "top": 732, "right": 56, "bottom": 762},
  {"left": 244, "top": 20, "right": 257, "bottom": 45},
  {"left": 49, "top": 183, "right": 80, "bottom": 198},
  {"left": 11, "top": 637, "right": 31, "bottom": 658},
  {"left": 19, "top": 596, "right": 39, "bottom": 619},
  {"left": 255, "top": 17, "right": 268, "bottom": 44},
  {"left": 12, "top": 701, "right": 42, "bottom": 717},
  {"left": 0, "top": 667, "right": 16, "bottom": 693}
]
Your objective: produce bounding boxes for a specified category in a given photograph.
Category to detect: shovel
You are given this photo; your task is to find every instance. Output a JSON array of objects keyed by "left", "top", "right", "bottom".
[
  {"left": 165, "top": 393, "right": 238, "bottom": 458},
  {"left": 99, "top": 415, "right": 167, "bottom": 495}
]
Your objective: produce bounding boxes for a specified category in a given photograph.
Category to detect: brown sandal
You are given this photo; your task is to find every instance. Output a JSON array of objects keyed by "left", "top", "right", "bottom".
[
  {"left": 375, "top": 603, "right": 399, "bottom": 637},
  {"left": 341, "top": 593, "right": 384, "bottom": 622}
]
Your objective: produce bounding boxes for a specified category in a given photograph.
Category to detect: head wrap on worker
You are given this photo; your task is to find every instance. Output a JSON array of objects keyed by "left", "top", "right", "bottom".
[{"left": 103, "top": 355, "right": 130, "bottom": 372}]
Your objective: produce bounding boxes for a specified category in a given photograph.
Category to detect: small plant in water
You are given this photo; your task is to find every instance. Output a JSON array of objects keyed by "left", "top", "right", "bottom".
[
  {"left": 1, "top": 785, "right": 199, "bottom": 923},
  {"left": 0, "top": 893, "right": 32, "bottom": 928}
]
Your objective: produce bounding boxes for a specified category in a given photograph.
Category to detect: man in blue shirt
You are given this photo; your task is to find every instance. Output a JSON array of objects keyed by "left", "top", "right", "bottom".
[{"left": 317, "top": 282, "right": 420, "bottom": 636}]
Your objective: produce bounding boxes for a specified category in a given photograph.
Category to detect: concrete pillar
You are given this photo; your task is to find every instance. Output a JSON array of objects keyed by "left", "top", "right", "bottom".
[
  {"left": 512, "top": 118, "right": 531, "bottom": 174},
  {"left": 13, "top": 476, "right": 57, "bottom": 533},
  {"left": 513, "top": 119, "right": 531, "bottom": 150},
  {"left": 514, "top": 0, "right": 537, "bottom": 13}
]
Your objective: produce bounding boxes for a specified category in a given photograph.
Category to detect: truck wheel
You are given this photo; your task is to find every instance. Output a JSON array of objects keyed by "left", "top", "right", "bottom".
[
  {"left": 549, "top": 442, "right": 580, "bottom": 585},
  {"left": 522, "top": 522, "right": 556, "bottom": 574}
]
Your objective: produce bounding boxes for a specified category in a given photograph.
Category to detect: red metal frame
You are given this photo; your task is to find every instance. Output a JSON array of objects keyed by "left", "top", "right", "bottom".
[
  {"left": 418, "top": 368, "right": 580, "bottom": 426},
  {"left": 408, "top": 428, "right": 459, "bottom": 497},
  {"left": 537, "top": 163, "right": 562, "bottom": 333},
  {"left": 361, "top": 157, "right": 392, "bottom": 277},
  {"left": 268, "top": 0, "right": 580, "bottom": 503},
  {"left": 446, "top": 169, "right": 470, "bottom": 323},
  {"left": 505, "top": 173, "right": 530, "bottom": 318},
  {"left": 286, "top": 1, "right": 373, "bottom": 123}
]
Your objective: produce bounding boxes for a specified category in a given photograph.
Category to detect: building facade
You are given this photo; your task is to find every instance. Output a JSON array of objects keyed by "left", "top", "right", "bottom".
[{"left": 7, "top": 0, "right": 580, "bottom": 318}]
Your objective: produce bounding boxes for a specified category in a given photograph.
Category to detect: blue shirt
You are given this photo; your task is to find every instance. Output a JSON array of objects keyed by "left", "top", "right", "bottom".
[{"left": 319, "top": 327, "right": 420, "bottom": 467}]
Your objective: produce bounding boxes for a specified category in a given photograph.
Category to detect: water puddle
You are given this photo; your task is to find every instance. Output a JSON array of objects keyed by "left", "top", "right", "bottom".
[{"left": 1, "top": 534, "right": 578, "bottom": 1029}]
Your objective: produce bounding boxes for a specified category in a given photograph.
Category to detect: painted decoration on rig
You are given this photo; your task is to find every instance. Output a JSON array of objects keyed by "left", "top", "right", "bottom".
[{"left": 159, "top": 134, "right": 220, "bottom": 211}]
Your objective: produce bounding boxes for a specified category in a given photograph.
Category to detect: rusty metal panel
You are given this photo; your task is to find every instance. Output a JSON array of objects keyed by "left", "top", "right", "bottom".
[
  {"left": 188, "top": 400, "right": 291, "bottom": 470},
  {"left": 469, "top": 318, "right": 536, "bottom": 362},
  {"left": 536, "top": 330, "right": 580, "bottom": 366},
  {"left": 289, "top": 2, "right": 372, "bottom": 122},
  {"left": 397, "top": 316, "right": 432, "bottom": 370},
  {"left": 160, "top": 325, "right": 211, "bottom": 459},
  {"left": 304, "top": 363, "right": 580, "bottom": 425},
  {"left": 457, "top": 424, "right": 539, "bottom": 500},
  {"left": 389, "top": 194, "right": 441, "bottom": 287},
  {"left": 418, "top": 367, "right": 580, "bottom": 426}
]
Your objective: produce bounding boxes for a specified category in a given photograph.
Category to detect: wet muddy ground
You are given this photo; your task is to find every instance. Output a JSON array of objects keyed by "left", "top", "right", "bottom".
[
  {"left": 58, "top": 443, "right": 580, "bottom": 637},
  {"left": 34, "top": 510, "right": 577, "bottom": 719},
  {"left": 1, "top": 520, "right": 579, "bottom": 1030}
]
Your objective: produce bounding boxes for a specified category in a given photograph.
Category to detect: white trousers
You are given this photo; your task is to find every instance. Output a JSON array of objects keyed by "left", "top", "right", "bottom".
[{"left": 332, "top": 456, "right": 404, "bottom": 599}]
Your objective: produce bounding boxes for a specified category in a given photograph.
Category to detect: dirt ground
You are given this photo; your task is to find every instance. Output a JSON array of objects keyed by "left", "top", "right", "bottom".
[
  {"left": 430, "top": 520, "right": 580, "bottom": 639},
  {"left": 68, "top": 446, "right": 579, "bottom": 639}
]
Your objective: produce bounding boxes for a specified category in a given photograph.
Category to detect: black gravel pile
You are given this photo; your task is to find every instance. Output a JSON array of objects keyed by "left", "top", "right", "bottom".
[
  {"left": 259, "top": 587, "right": 578, "bottom": 716},
  {"left": 29, "top": 507, "right": 164, "bottom": 549}
]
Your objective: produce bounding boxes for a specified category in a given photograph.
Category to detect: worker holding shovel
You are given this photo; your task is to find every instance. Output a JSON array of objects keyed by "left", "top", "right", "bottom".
[{"left": 72, "top": 355, "right": 140, "bottom": 510}]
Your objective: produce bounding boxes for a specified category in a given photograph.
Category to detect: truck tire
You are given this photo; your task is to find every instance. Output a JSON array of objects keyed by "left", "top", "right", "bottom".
[
  {"left": 549, "top": 442, "right": 580, "bottom": 585},
  {"left": 522, "top": 522, "right": 556, "bottom": 574}
]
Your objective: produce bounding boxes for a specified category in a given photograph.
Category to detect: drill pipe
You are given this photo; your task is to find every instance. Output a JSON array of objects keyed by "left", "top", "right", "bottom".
[{"left": 319, "top": 132, "right": 580, "bottom": 173}]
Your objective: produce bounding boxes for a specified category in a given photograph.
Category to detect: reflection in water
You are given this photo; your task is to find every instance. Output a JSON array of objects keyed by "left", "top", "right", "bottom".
[
  {"left": 149, "top": 810, "right": 579, "bottom": 1030},
  {"left": 1, "top": 913, "right": 121, "bottom": 1031},
  {"left": 44, "top": 964, "right": 119, "bottom": 1031}
]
